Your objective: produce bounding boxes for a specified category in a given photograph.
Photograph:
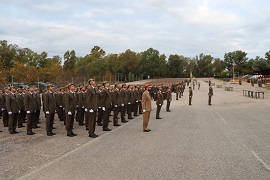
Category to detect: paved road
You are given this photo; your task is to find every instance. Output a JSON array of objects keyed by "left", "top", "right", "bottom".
[{"left": 15, "top": 80, "right": 270, "bottom": 180}]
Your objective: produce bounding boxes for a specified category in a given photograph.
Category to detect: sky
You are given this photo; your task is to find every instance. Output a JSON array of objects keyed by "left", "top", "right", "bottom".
[{"left": 1, "top": 0, "right": 270, "bottom": 60}]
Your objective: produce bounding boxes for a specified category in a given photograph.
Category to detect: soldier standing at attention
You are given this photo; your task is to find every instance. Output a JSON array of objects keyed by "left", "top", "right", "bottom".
[
  {"left": 43, "top": 84, "right": 56, "bottom": 136},
  {"left": 198, "top": 82, "right": 200, "bottom": 90},
  {"left": 120, "top": 84, "right": 128, "bottom": 123},
  {"left": 175, "top": 84, "right": 180, "bottom": 100},
  {"left": 156, "top": 86, "right": 163, "bottom": 119},
  {"left": 6, "top": 86, "right": 19, "bottom": 134},
  {"left": 189, "top": 87, "right": 193, "bottom": 105},
  {"left": 102, "top": 81, "right": 112, "bottom": 131},
  {"left": 2, "top": 87, "right": 9, "bottom": 127},
  {"left": 208, "top": 85, "right": 213, "bottom": 105},
  {"left": 85, "top": 79, "right": 98, "bottom": 138},
  {"left": 112, "top": 83, "right": 121, "bottom": 126},
  {"left": 17, "top": 88, "right": 25, "bottom": 128},
  {"left": 24, "top": 86, "right": 36, "bottom": 135},
  {"left": 166, "top": 86, "right": 172, "bottom": 112},
  {"left": 97, "top": 84, "right": 105, "bottom": 126},
  {"left": 142, "top": 84, "right": 152, "bottom": 132},
  {"left": 64, "top": 83, "right": 77, "bottom": 137}
]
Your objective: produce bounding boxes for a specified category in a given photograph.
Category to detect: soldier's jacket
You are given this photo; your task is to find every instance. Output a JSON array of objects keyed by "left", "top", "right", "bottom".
[
  {"left": 33, "top": 92, "right": 41, "bottom": 110},
  {"left": 102, "top": 88, "right": 111, "bottom": 108},
  {"left": 141, "top": 90, "right": 152, "bottom": 111},
  {"left": 55, "top": 93, "right": 63, "bottom": 107},
  {"left": 64, "top": 91, "right": 77, "bottom": 113},
  {"left": 112, "top": 88, "right": 121, "bottom": 107},
  {"left": 208, "top": 87, "right": 213, "bottom": 96},
  {"left": 133, "top": 89, "right": 139, "bottom": 102},
  {"left": 189, "top": 89, "right": 193, "bottom": 97},
  {"left": 138, "top": 88, "right": 143, "bottom": 101},
  {"left": 156, "top": 91, "right": 163, "bottom": 106},
  {"left": 17, "top": 93, "right": 25, "bottom": 110},
  {"left": 76, "top": 92, "right": 85, "bottom": 108},
  {"left": 97, "top": 90, "right": 105, "bottom": 108},
  {"left": 2, "top": 93, "right": 8, "bottom": 110},
  {"left": 161, "top": 86, "right": 167, "bottom": 94},
  {"left": 43, "top": 92, "right": 56, "bottom": 113},
  {"left": 176, "top": 85, "right": 180, "bottom": 93},
  {"left": 6, "top": 93, "right": 19, "bottom": 113},
  {"left": 126, "top": 89, "right": 134, "bottom": 104},
  {"left": 120, "top": 89, "right": 127, "bottom": 105},
  {"left": 166, "top": 89, "right": 172, "bottom": 101},
  {"left": 0, "top": 94, "right": 3, "bottom": 110},
  {"left": 85, "top": 86, "right": 98, "bottom": 111},
  {"left": 24, "top": 92, "right": 36, "bottom": 113}
]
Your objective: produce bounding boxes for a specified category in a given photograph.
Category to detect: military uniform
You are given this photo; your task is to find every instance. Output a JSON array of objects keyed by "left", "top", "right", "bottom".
[
  {"left": 112, "top": 87, "right": 121, "bottom": 126},
  {"left": 85, "top": 85, "right": 98, "bottom": 137},
  {"left": 102, "top": 86, "right": 112, "bottom": 131},
  {"left": 189, "top": 87, "right": 193, "bottom": 105},
  {"left": 6, "top": 92, "right": 19, "bottom": 134},
  {"left": 43, "top": 90, "right": 56, "bottom": 136},
  {"left": 64, "top": 90, "right": 77, "bottom": 136},
  {"left": 208, "top": 86, "right": 213, "bottom": 105},
  {"left": 156, "top": 90, "right": 163, "bottom": 119},
  {"left": 166, "top": 88, "right": 172, "bottom": 112}
]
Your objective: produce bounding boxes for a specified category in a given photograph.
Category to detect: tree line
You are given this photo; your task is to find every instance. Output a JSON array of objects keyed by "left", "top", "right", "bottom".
[{"left": 0, "top": 40, "right": 270, "bottom": 87}]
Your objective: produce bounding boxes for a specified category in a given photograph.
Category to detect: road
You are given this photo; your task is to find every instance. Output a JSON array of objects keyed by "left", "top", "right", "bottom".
[{"left": 5, "top": 79, "right": 270, "bottom": 179}]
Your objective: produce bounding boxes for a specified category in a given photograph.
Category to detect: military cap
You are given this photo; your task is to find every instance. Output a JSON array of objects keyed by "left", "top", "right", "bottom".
[
  {"left": 68, "top": 83, "right": 74, "bottom": 88},
  {"left": 47, "top": 84, "right": 54, "bottom": 88},
  {"left": 88, "top": 78, "right": 95, "bottom": 83}
]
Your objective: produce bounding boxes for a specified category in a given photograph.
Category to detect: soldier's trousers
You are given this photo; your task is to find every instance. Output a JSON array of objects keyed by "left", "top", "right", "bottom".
[
  {"left": 77, "top": 107, "right": 84, "bottom": 125},
  {"left": 113, "top": 107, "right": 120, "bottom": 125},
  {"left": 27, "top": 112, "right": 35, "bottom": 133},
  {"left": 33, "top": 110, "right": 40, "bottom": 126},
  {"left": 179, "top": 92, "right": 182, "bottom": 98},
  {"left": 57, "top": 106, "right": 63, "bottom": 121},
  {"left": 120, "top": 105, "right": 126, "bottom": 121},
  {"left": 18, "top": 110, "right": 24, "bottom": 127},
  {"left": 143, "top": 111, "right": 150, "bottom": 130},
  {"left": 176, "top": 93, "right": 179, "bottom": 100},
  {"left": 8, "top": 113, "right": 18, "bottom": 132},
  {"left": 138, "top": 100, "right": 142, "bottom": 114},
  {"left": 87, "top": 111, "right": 96, "bottom": 135},
  {"left": 156, "top": 105, "right": 162, "bottom": 118},
  {"left": 66, "top": 113, "right": 74, "bottom": 134},
  {"left": 166, "top": 100, "right": 171, "bottom": 111},
  {"left": 46, "top": 113, "right": 55, "bottom": 132},
  {"left": 2, "top": 110, "right": 8, "bottom": 126},
  {"left": 154, "top": 93, "right": 157, "bottom": 101},
  {"left": 133, "top": 102, "right": 139, "bottom": 116},
  {"left": 208, "top": 96, "right": 212, "bottom": 105},
  {"left": 162, "top": 93, "right": 167, "bottom": 100},
  {"left": 103, "top": 108, "right": 110, "bottom": 129},
  {"left": 189, "top": 96, "right": 192, "bottom": 105},
  {"left": 97, "top": 108, "right": 103, "bottom": 124},
  {"left": 127, "top": 104, "right": 133, "bottom": 118}
]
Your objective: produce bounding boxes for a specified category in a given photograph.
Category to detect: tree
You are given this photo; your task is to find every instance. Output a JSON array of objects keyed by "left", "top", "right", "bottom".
[
  {"left": 224, "top": 50, "right": 248, "bottom": 74},
  {"left": 139, "top": 48, "right": 160, "bottom": 78},
  {"left": 63, "top": 50, "right": 77, "bottom": 73},
  {"left": 252, "top": 56, "right": 270, "bottom": 72},
  {"left": 118, "top": 49, "right": 140, "bottom": 78},
  {"left": 212, "top": 58, "right": 225, "bottom": 77}
]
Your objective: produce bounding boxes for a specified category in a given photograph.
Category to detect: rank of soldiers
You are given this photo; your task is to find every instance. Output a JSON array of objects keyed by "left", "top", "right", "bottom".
[{"left": 0, "top": 78, "right": 199, "bottom": 137}]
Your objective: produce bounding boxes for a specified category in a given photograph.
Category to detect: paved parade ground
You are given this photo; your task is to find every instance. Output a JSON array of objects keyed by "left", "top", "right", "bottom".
[{"left": 1, "top": 78, "right": 270, "bottom": 180}]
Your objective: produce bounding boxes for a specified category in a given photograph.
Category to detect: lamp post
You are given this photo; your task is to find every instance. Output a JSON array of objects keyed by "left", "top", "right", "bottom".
[{"left": 232, "top": 60, "right": 236, "bottom": 83}]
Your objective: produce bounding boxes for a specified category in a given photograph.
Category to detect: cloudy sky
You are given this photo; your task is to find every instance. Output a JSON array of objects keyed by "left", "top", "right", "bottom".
[{"left": 1, "top": 0, "right": 270, "bottom": 59}]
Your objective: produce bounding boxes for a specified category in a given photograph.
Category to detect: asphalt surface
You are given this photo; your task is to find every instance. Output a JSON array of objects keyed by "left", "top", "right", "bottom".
[{"left": 4, "top": 79, "right": 270, "bottom": 180}]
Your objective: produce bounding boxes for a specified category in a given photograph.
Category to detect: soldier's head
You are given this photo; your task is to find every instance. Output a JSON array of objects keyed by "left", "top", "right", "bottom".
[
  {"left": 47, "top": 84, "right": 54, "bottom": 92},
  {"left": 122, "top": 84, "right": 127, "bottom": 89},
  {"left": 145, "top": 84, "right": 151, "bottom": 91},
  {"left": 28, "top": 86, "right": 34, "bottom": 92},
  {"left": 4, "top": 87, "right": 9, "bottom": 93},
  {"left": 17, "top": 88, "right": 22, "bottom": 93},
  {"left": 88, "top": 78, "right": 95, "bottom": 86},
  {"left": 10, "top": 86, "right": 16, "bottom": 93},
  {"left": 68, "top": 83, "right": 76, "bottom": 91},
  {"left": 115, "top": 83, "right": 121, "bottom": 89}
]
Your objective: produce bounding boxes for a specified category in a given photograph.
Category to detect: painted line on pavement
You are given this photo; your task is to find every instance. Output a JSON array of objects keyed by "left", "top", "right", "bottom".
[{"left": 251, "top": 150, "right": 270, "bottom": 172}]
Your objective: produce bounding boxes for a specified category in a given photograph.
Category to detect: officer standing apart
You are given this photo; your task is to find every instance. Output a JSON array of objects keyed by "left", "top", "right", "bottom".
[
  {"left": 156, "top": 86, "right": 163, "bottom": 119},
  {"left": 166, "top": 86, "right": 172, "bottom": 112},
  {"left": 208, "top": 85, "right": 213, "bottom": 105},
  {"left": 189, "top": 87, "right": 193, "bottom": 105},
  {"left": 141, "top": 84, "right": 152, "bottom": 132}
]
